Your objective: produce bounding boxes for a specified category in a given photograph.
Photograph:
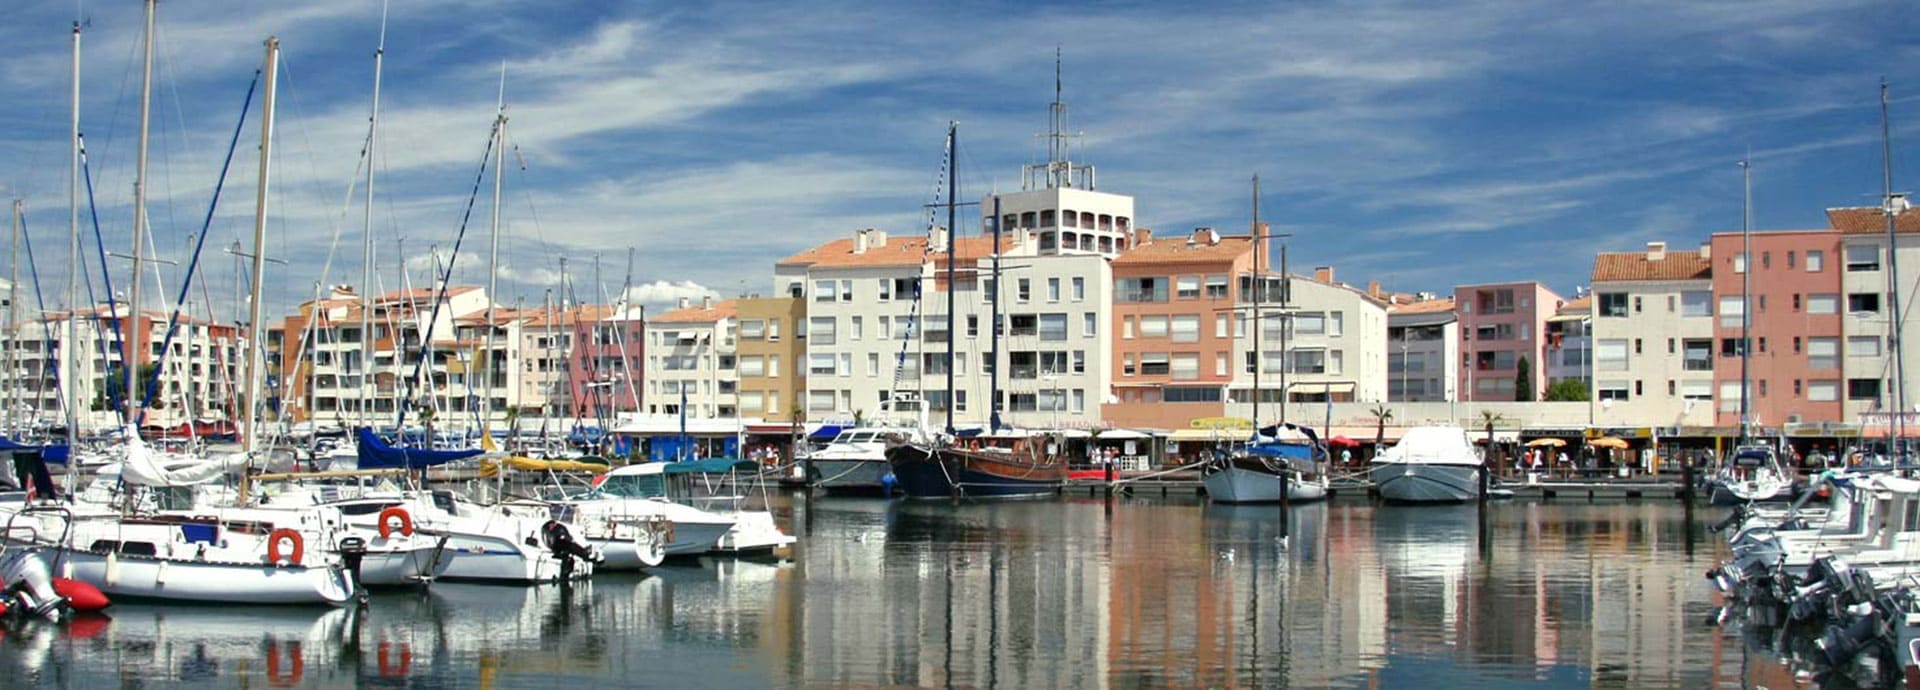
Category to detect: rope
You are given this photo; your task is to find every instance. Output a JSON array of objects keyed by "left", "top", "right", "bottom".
[{"left": 1108, "top": 457, "right": 1214, "bottom": 484}]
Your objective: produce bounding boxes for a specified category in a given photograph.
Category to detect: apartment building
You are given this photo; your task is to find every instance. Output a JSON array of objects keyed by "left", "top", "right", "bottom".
[
  {"left": 1236, "top": 267, "right": 1390, "bottom": 420},
  {"left": 274, "top": 285, "right": 493, "bottom": 426},
  {"left": 1101, "top": 227, "right": 1247, "bottom": 428},
  {"left": 1544, "top": 295, "right": 1591, "bottom": 393},
  {"left": 1386, "top": 297, "right": 1456, "bottom": 403},
  {"left": 733, "top": 296, "right": 805, "bottom": 423},
  {"left": 644, "top": 297, "right": 737, "bottom": 418},
  {"left": 1824, "top": 206, "right": 1920, "bottom": 432},
  {"left": 568, "top": 306, "right": 642, "bottom": 421},
  {"left": 775, "top": 228, "right": 945, "bottom": 425},
  {"left": 1455, "top": 281, "right": 1564, "bottom": 402},
  {"left": 4, "top": 305, "right": 242, "bottom": 427},
  {"left": 1589, "top": 241, "right": 1715, "bottom": 428},
  {"left": 1705, "top": 229, "right": 1845, "bottom": 430}
]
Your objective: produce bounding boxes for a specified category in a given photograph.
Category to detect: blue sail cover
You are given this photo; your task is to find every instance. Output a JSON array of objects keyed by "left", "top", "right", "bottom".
[
  {"left": 355, "top": 426, "right": 483, "bottom": 469},
  {"left": 0, "top": 436, "right": 71, "bottom": 464}
]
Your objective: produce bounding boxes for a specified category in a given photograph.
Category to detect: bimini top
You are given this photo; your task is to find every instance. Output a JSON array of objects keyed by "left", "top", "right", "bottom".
[
  {"left": 605, "top": 457, "right": 758, "bottom": 477},
  {"left": 355, "top": 426, "right": 483, "bottom": 470}
]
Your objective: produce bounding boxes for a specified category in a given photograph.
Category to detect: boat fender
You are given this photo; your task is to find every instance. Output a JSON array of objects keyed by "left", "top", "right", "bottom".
[
  {"left": 52, "top": 579, "right": 108, "bottom": 612},
  {"left": 881, "top": 472, "right": 898, "bottom": 494},
  {"left": 377, "top": 507, "right": 414, "bottom": 539},
  {"left": 266, "top": 529, "right": 304, "bottom": 567}
]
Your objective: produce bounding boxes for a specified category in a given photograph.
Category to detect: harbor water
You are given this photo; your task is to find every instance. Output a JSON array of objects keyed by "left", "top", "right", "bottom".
[{"left": 0, "top": 495, "right": 1777, "bottom": 688}]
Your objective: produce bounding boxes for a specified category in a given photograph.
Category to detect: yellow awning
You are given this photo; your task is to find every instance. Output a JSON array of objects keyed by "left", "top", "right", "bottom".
[{"left": 1168, "top": 429, "right": 1237, "bottom": 442}]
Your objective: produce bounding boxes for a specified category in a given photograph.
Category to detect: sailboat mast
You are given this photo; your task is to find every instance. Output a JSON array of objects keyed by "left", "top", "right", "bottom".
[
  {"left": 1251, "top": 174, "right": 1261, "bottom": 430},
  {"left": 944, "top": 122, "right": 956, "bottom": 435},
  {"left": 8, "top": 200, "right": 21, "bottom": 434},
  {"left": 66, "top": 20, "right": 80, "bottom": 443},
  {"left": 360, "top": 1, "right": 388, "bottom": 428},
  {"left": 1738, "top": 158, "right": 1752, "bottom": 443},
  {"left": 243, "top": 37, "right": 280, "bottom": 454},
  {"left": 127, "top": 0, "right": 156, "bottom": 426},
  {"left": 989, "top": 196, "right": 1001, "bottom": 432},
  {"left": 1882, "top": 80, "right": 1908, "bottom": 448},
  {"left": 484, "top": 67, "right": 506, "bottom": 434}
]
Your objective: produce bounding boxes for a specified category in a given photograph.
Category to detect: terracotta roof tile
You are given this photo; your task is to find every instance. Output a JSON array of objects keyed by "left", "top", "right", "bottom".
[
  {"left": 1557, "top": 295, "right": 1592, "bottom": 314},
  {"left": 1111, "top": 234, "right": 1254, "bottom": 266},
  {"left": 1826, "top": 206, "right": 1920, "bottom": 234},
  {"left": 1387, "top": 297, "right": 1456, "bottom": 315},
  {"left": 1590, "top": 249, "right": 1711, "bottom": 282},
  {"left": 652, "top": 300, "right": 737, "bottom": 324},
  {"left": 778, "top": 233, "right": 1020, "bottom": 270}
]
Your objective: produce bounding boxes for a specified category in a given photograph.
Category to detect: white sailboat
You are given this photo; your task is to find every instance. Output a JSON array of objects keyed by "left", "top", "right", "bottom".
[{"left": 1709, "top": 159, "right": 1794, "bottom": 505}]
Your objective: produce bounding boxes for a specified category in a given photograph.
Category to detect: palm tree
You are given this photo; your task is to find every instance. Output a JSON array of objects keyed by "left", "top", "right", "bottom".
[
  {"left": 1368, "top": 403, "right": 1394, "bottom": 462},
  {"left": 1478, "top": 410, "right": 1507, "bottom": 470},
  {"left": 415, "top": 403, "right": 437, "bottom": 449}
]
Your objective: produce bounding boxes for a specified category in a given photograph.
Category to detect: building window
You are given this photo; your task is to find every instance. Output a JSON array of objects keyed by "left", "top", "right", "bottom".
[
  {"left": 1598, "top": 293, "right": 1629, "bottom": 317},
  {"left": 1846, "top": 244, "right": 1881, "bottom": 272},
  {"left": 1720, "top": 337, "right": 1747, "bottom": 358},
  {"left": 1122, "top": 354, "right": 1135, "bottom": 376},
  {"left": 1681, "top": 290, "right": 1712, "bottom": 317},
  {"left": 1807, "top": 250, "right": 1824, "bottom": 272},
  {"left": 1017, "top": 278, "right": 1032, "bottom": 302},
  {"left": 1083, "top": 312, "right": 1097, "bottom": 336},
  {"left": 1598, "top": 380, "right": 1629, "bottom": 401},
  {"left": 1683, "top": 339, "right": 1712, "bottom": 371},
  {"left": 1170, "top": 315, "right": 1200, "bottom": 343},
  {"left": 1596, "top": 339, "right": 1629, "bottom": 371},
  {"left": 1849, "top": 292, "right": 1882, "bottom": 313},
  {"left": 1807, "top": 337, "right": 1839, "bottom": 370},
  {"left": 1633, "top": 296, "right": 1643, "bottom": 313},
  {"left": 1807, "top": 380, "right": 1839, "bottom": 402},
  {"left": 1849, "top": 378, "right": 1882, "bottom": 401},
  {"left": 1039, "top": 314, "right": 1068, "bottom": 341},
  {"left": 1718, "top": 296, "right": 1745, "bottom": 328},
  {"left": 1787, "top": 250, "right": 1796, "bottom": 269},
  {"left": 1072, "top": 277, "right": 1085, "bottom": 301},
  {"left": 1205, "top": 275, "right": 1228, "bottom": 299},
  {"left": 1176, "top": 276, "right": 1201, "bottom": 300},
  {"left": 1138, "top": 315, "right": 1169, "bottom": 338},
  {"left": 814, "top": 280, "right": 837, "bottom": 303},
  {"left": 1117, "top": 277, "right": 1167, "bottom": 303},
  {"left": 808, "top": 317, "right": 836, "bottom": 345},
  {"left": 1047, "top": 277, "right": 1061, "bottom": 302},
  {"left": 1807, "top": 293, "right": 1840, "bottom": 314},
  {"left": 1848, "top": 336, "right": 1882, "bottom": 358},
  {"left": 966, "top": 315, "right": 979, "bottom": 338},
  {"left": 1139, "top": 353, "right": 1170, "bottom": 376}
]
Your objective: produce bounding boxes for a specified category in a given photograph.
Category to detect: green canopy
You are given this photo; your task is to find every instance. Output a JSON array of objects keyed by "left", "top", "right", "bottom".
[{"left": 661, "top": 457, "right": 759, "bottom": 475}]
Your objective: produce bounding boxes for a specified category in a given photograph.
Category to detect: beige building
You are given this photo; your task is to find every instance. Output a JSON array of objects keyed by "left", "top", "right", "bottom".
[
  {"left": 644, "top": 297, "right": 737, "bottom": 418},
  {"left": 733, "top": 296, "right": 806, "bottom": 423},
  {"left": 1588, "top": 241, "right": 1717, "bottom": 429}
]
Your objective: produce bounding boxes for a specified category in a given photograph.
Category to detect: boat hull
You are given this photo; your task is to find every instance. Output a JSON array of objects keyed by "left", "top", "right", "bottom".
[
  {"left": 355, "top": 543, "right": 446, "bottom": 587},
  {"left": 51, "top": 550, "right": 355, "bottom": 605},
  {"left": 1373, "top": 462, "right": 1482, "bottom": 503},
  {"left": 889, "top": 445, "right": 1065, "bottom": 499},
  {"left": 810, "top": 458, "right": 893, "bottom": 494},
  {"left": 1710, "top": 478, "right": 1797, "bottom": 506},
  {"left": 1202, "top": 465, "right": 1328, "bottom": 504}
]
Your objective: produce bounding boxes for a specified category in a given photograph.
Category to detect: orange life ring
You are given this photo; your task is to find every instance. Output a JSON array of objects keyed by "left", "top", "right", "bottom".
[
  {"left": 378, "top": 507, "right": 415, "bottom": 539},
  {"left": 266, "top": 639, "right": 305, "bottom": 687},
  {"left": 266, "top": 528, "right": 304, "bottom": 566}
]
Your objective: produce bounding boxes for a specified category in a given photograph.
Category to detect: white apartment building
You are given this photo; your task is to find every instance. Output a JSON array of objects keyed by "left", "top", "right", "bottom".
[
  {"left": 1589, "top": 241, "right": 1717, "bottom": 428},
  {"left": 1227, "top": 268, "right": 1390, "bottom": 418},
  {"left": 644, "top": 297, "right": 736, "bottom": 418},
  {"left": 1827, "top": 206, "right": 1920, "bottom": 428},
  {"left": 1386, "top": 297, "right": 1458, "bottom": 403},
  {"left": 278, "top": 285, "right": 495, "bottom": 428},
  {"left": 3, "top": 305, "right": 243, "bottom": 428},
  {"left": 1544, "top": 294, "right": 1592, "bottom": 392}
]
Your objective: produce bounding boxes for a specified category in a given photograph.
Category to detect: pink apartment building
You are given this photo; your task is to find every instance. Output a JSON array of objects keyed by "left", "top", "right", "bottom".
[{"left": 1455, "top": 282, "right": 1564, "bottom": 402}]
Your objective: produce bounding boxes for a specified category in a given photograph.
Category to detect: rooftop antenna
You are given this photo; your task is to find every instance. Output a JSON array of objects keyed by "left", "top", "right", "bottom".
[{"left": 1027, "top": 47, "right": 1092, "bottom": 191}]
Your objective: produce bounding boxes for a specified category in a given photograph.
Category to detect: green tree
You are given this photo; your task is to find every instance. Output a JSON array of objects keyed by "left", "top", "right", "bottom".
[
  {"left": 1544, "top": 378, "right": 1591, "bottom": 402},
  {"left": 93, "top": 363, "right": 162, "bottom": 412},
  {"left": 1515, "top": 356, "right": 1534, "bottom": 401}
]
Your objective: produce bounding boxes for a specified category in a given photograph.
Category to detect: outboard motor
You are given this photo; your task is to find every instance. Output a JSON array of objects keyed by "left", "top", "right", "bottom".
[
  {"left": 0, "top": 550, "right": 68, "bottom": 623},
  {"left": 541, "top": 520, "right": 602, "bottom": 581},
  {"left": 337, "top": 536, "right": 370, "bottom": 606}
]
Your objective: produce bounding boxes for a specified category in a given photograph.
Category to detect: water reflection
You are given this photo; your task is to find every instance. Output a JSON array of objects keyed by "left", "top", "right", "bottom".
[{"left": 0, "top": 496, "right": 1758, "bottom": 689}]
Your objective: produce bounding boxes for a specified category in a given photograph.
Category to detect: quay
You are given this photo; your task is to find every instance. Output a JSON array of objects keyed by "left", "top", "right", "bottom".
[{"left": 1052, "top": 471, "right": 1691, "bottom": 500}]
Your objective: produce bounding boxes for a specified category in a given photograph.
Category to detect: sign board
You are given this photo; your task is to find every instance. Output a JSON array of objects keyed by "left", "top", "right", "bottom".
[{"left": 1190, "top": 417, "right": 1254, "bottom": 431}]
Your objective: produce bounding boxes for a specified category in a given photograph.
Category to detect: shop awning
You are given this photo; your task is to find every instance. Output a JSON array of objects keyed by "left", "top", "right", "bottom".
[{"left": 1168, "top": 428, "right": 1242, "bottom": 442}]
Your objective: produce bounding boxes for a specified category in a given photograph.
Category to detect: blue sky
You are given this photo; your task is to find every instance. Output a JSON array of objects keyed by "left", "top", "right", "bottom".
[{"left": 0, "top": 1, "right": 1914, "bottom": 319}]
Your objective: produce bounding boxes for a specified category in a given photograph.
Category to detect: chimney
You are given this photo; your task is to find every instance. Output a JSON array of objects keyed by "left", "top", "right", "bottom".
[
  {"left": 853, "top": 229, "right": 870, "bottom": 254},
  {"left": 1134, "top": 228, "right": 1153, "bottom": 246},
  {"left": 1646, "top": 241, "right": 1667, "bottom": 261},
  {"left": 930, "top": 226, "right": 950, "bottom": 252},
  {"left": 677, "top": 297, "right": 690, "bottom": 310},
  {"left": 1313, "top": 266, "right": 1334, "bottom": 284},
  {"left": 1699, "top": 242, "right": 1711, "bottom": 259},
  {"left": 701, "top": 295, "right": 713, "bottom": 309},
  {"left": 1189, "top": 227, "right": 1218, "bottom": 246},
  {"left": 870, "top": 230, "right": 887, "bottom": 248},
  {"left": 1368, "top": 279, "right": 1382, "bottom": 298}
]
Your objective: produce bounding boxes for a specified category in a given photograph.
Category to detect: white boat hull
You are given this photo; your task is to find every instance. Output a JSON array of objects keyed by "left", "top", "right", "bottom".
[
  {"left": 428, "top": 529, "right": 575, "bottom": 583},
  {"left": 1202, "top": 467, "right": 1328, "bottom": 504},
  {"left": 51, "top": 549, "right": 354, "bottom": 605},
  {"left": 1373, "top": 462, "right": 1482, "bottom": 503}
]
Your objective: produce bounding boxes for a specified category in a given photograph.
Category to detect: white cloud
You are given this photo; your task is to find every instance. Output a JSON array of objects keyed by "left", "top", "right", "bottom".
[{"left": 623, "top": 280, "right": 717, "bottom": 313}]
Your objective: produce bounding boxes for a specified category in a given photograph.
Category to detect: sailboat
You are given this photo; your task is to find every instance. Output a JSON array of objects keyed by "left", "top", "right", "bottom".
[
  {"left": 1709, "top": 159, "right": 1795, "bottom": 506},
  {"left": 1204, "top": 174, "right": 1328, "bottom": 504},
  {"left": 886, "top": 123, "right": 1067, "bottom": 500}
]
